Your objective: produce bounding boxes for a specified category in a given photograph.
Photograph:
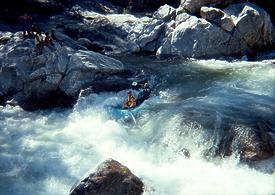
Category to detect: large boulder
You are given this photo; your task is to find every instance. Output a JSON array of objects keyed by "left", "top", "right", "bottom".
[
  {"left": 224, "top": 3, "right": 273, "bottom": 51},
  {"left": 200, "top": 6, "right": 235, "bottom": 32},
  {"left": 216, "top": 122, "right": 275, "bottom": 162},
  {"left": 0, "top": 32, "right": 133, "bottom": 110},
  {"left": 157, "top": 3, "right": 273, "bottom": 58},
  {"left": 153, "top": 4, "right": 177, "bottom": 21},
  {"left": 157, "top": 15, "right": 231, "bottom": 58},
  {"left": 69, "top": 159, "right": 144, "bottom": 195}
]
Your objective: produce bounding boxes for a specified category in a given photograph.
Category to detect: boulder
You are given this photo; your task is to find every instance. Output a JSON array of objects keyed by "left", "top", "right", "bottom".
[
  {"left": 216, "top": 122, "right": 275, "bottom": 162},
  {"left": 153, "top": 4, "right": 177, "bottom": 21},
  {"left": 0, "top": 32, "right": 133, "bottom": 110},
  {"left": 224, "top": 3, "right": 273, "bottom": 49},
  {"left": 157, "top": 15, "right": 231, "bottom": 58},
  {"left": 0, "top": 32, "right": 13, "bottom": 45},
  {"left": 200, "top": 6, "right": 235, "bottom": 32},
  {"left": 69, "top": 159, "right": 144, "bottom": 195},
  {"left": 157, "top": 3, "right": 273, "bottom": 58}
]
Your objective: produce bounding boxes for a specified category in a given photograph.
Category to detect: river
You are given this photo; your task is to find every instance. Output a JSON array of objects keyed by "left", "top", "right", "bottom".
[{"left": 0, "top": 57, "right": 274, "bottom": 194}]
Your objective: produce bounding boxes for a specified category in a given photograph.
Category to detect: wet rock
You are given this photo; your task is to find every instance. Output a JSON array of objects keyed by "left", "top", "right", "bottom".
[
  {"left": 69, "top": 159, "right": 144, "bottom": 195},
  {"left": 0, "top": 32, "right": 13, "bottom": 45},
  {"left": 179, "top": 148, "right": 191, "bottom": 158},
  {"left": 217, "top": 123, "right": 275, "bottom": 162},
  {"left": 0, "top": 32, "right": 133, "bottom": 110}
]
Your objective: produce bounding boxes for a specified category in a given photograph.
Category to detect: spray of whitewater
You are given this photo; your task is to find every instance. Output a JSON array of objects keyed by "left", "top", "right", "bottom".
[{"left": 0, "top": 59, "right": 274, "bottom": 195}]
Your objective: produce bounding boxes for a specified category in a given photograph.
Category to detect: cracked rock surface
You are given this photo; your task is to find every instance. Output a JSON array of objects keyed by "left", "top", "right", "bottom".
[{"left": 0, "top": 32, "right": 133, "bottom": 110}]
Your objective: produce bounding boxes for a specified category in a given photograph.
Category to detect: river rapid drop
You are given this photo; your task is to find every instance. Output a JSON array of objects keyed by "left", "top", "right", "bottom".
[{"left": 0, "top": 58, "right": 274, "bottom": 195}]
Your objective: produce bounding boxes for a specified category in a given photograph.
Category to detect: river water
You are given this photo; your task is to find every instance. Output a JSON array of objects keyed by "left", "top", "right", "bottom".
[{"left": 0, "top": 58, "right": 274, "bottom": 195}]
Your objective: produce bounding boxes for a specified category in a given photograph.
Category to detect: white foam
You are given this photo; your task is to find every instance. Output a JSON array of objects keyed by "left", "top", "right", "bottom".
[{"left": 0, "top": 59, "right": 274, "bottom": 195}]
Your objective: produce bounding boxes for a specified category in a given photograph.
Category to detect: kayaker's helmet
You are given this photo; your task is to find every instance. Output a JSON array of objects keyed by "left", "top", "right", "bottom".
[
  {"left": 128, "top": 91, "right": 132, "bottom": 94},
  {"left": 132, "top": 81, "right": 138, "bottom": 86}
]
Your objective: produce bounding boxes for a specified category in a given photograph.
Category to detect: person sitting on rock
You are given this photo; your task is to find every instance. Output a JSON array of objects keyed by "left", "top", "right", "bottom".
[
  {"left": 44, "top": 32, "right": 54, "bottom": 46},
  {"left": 35, "top": 31, "right": 43, "bottom": 54},
  {"left": 123, "top": 91, "right": 136, "bottom": 109},
  {"left": 29, "top": 24, "right": 41, "bottom": 37},
  {"left": 19, "top": 13, "right": 32, "bottom": 39}
]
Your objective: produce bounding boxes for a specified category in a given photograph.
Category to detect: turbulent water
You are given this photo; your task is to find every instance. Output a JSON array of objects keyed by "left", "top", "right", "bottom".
[{"left": 0, "top": 58, "right": 274, "bottom": 195}]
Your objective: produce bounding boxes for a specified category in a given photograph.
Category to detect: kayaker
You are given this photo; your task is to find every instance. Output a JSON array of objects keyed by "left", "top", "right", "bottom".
[
  {"left": 123, "top": 91, "right": 136, "bottom": 109},
  {"left": 136, "top": 81, "right": 151, "bottom": 105},
  {"left": 35, "top": 31, "right": 43, "bottom": 54}
]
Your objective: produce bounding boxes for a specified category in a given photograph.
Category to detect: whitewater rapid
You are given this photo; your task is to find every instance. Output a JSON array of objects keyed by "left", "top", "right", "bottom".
[{"left": 0, "top": 58, "right": 274, "bottom": 195}]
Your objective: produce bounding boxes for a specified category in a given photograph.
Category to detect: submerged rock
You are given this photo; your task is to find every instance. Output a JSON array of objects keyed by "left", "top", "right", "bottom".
[
  {"left": 69, "top": 159, "right": 144, "bottom": 195},
  {"left": 0, "top": 32, "right": 133, "bottom": 110},
  {"left": 216, "top": 122, "right": 275, "bottom": 162}
]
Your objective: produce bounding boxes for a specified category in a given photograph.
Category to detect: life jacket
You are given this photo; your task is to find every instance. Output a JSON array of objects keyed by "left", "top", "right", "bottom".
[
  {"left": 128, "top": 94, "right": 135, "bottom": 102},
  {"left": 126, "top": 94, "right": 136, "bottom": 108}
]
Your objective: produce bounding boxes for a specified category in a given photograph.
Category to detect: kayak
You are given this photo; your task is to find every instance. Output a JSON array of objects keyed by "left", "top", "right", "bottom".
[
  {"left": 106, "top": 87, "right": 151, "bottom": 123},
  {"left": 106, "top": 105, "right": 140, "bottom": 124}
]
